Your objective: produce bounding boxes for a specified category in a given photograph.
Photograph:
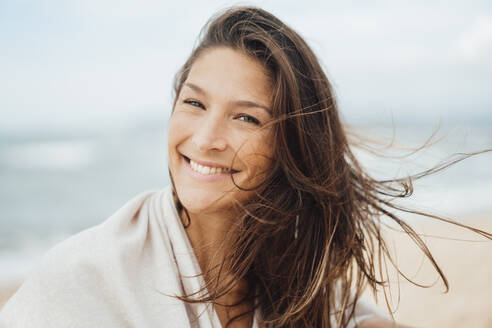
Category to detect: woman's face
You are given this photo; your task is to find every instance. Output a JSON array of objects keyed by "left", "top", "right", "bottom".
[{"left": 168, "top": 47, "right": 274, "bottom": 216}]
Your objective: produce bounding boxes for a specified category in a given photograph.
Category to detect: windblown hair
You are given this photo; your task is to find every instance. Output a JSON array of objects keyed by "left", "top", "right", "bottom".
[{"left": 169, "top": 6, "right": 492, "bottom": 327}]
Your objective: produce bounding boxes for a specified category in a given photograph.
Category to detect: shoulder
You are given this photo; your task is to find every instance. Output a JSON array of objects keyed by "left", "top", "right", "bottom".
[
  {"left": 0, "top": 186, "right": 181, "bottom": 326},
  {"left": 40, "top": 187, "right": 169, "bottom": 265},
  {"left": 35, "top": 186, "right": 175, "bottom": 274}
]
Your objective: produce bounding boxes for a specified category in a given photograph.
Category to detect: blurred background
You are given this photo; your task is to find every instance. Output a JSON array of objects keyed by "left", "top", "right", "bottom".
[{"left": 1, "top": 1, "right": 491, "bottom": 323}]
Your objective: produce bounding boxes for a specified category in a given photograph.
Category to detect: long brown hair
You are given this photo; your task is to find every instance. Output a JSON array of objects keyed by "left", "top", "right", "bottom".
[{"left": 169, "top": 6, "right": 492, "bottom": 327}]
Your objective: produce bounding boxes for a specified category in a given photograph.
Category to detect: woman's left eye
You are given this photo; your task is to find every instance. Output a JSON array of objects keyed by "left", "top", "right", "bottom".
[{"left": 237, "top": 114, "right": 260, "bottom": 125}]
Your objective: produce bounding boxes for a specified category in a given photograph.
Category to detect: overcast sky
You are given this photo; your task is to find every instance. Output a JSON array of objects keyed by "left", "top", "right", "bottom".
[{"left": 1, "top": 0, "right": 491, "bottom": 132}]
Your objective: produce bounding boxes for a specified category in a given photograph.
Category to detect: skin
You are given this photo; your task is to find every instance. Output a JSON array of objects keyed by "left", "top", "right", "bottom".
[
  {"left": 167, "top": 46, "right": 412, "bottom": 328},
  {"left": 168, "top": 47, "right": 274, "bottom": 327}
]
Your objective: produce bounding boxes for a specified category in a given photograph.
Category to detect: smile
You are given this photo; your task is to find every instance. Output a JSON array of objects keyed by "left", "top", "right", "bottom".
[
  {"left": 183, "top": 156, "right": 240, "bottom": 176},
  {"left": 190, "top": 159, "right": 232, "bottom": 175}
]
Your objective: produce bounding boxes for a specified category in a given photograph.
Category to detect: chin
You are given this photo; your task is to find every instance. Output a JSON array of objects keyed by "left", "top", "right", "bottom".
[{"left": 177, "top": 188, "right": 233, "bottom": 215}]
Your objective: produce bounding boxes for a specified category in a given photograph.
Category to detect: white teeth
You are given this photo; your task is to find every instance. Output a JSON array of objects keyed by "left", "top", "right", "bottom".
[{"left": 189, "top": 159, "right": 232, "bottom": 175}]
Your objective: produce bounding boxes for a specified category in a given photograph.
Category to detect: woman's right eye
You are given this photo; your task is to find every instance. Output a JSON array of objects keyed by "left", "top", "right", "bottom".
[{"left": 183, "top": 100, "right": 205, "bottom": 109}]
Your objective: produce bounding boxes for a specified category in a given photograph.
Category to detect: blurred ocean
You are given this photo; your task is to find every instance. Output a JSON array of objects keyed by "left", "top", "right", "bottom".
[
  {"left": 1, "top": 120, "right": 491, "bottom": 283},
  {"left": 0, "top": 121, "right": 170, "bottom": 283}
]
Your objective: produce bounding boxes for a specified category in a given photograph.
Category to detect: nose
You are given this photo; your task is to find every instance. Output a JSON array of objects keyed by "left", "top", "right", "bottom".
[{"left": 191, "top": 112, "right": 227, "bottom": 152}]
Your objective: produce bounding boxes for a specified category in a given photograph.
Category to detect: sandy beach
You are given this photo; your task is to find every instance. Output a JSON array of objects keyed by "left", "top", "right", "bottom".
[
  {"left": 1, "top": 212, "right": 491, "bottom": 327},
  {"left": 363, "top": 211, "right": 492, "bottom": 327}
]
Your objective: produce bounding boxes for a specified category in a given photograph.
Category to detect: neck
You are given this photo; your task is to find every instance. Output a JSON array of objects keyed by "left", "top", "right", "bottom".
[
  {"left": 178, "top": 207, "right": 254, "bottom": 327},
  {"left": 179, "top": 207, "right": 240, "bottom": 283}
]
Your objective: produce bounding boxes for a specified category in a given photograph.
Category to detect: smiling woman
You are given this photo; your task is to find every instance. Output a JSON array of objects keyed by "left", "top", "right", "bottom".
[
  {"left": 164, "top": 7, "right": 421, "bottom": 327},
  {"left": 1, "top": 5, "right": 490, "bottom": 328},
  {"left": 168, "top": 47, "right": 274, "bottom": 217}
]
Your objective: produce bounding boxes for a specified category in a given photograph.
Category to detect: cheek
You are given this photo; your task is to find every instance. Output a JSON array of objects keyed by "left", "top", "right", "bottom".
[
  {"left": 167, "top": 114, "right": 187, "bottom": 175},
  {"left": 167, "top": 120, "right": 177, "bottom": 160},
  {"left": 167, "top": 113, "right": 187, "bottom": 153},
  {"left": 238, "top": 136, "right": 274, "bottom": 179},
  {"left": 242, "top": 152, "right": 271, "bottom": 174}
]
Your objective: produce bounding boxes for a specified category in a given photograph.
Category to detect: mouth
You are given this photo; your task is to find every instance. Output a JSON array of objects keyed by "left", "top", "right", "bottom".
[{"left": 182, "top": 155, "right": 240, "bottom": 175}]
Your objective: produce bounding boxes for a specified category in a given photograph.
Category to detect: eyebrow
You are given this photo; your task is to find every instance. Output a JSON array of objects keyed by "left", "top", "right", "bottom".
[{"left": 184, "top": 82, "right": 272, "bottom": 116}]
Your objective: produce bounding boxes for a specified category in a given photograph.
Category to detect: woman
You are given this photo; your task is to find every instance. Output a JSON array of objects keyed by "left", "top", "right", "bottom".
[{"left": 1, "top": 6, "right": 488, "bottom": 328}]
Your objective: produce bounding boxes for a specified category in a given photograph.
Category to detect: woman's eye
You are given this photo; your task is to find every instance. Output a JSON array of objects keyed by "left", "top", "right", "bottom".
[
  {"left": 237, "top": 114, "right": 260, "bottom": 125},
  {"left": 184, "top": 100, "right": 205, "bottom": 109}
]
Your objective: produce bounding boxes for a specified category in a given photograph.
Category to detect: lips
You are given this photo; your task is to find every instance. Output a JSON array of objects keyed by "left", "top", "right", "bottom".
[{"left": 183, "top": 155, "right": 240, "bottom": 175}]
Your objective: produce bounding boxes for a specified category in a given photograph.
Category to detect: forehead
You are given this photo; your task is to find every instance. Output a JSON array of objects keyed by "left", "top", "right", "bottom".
[{"left": 185, "top": 47, "right": 272, "bottom": 106}]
